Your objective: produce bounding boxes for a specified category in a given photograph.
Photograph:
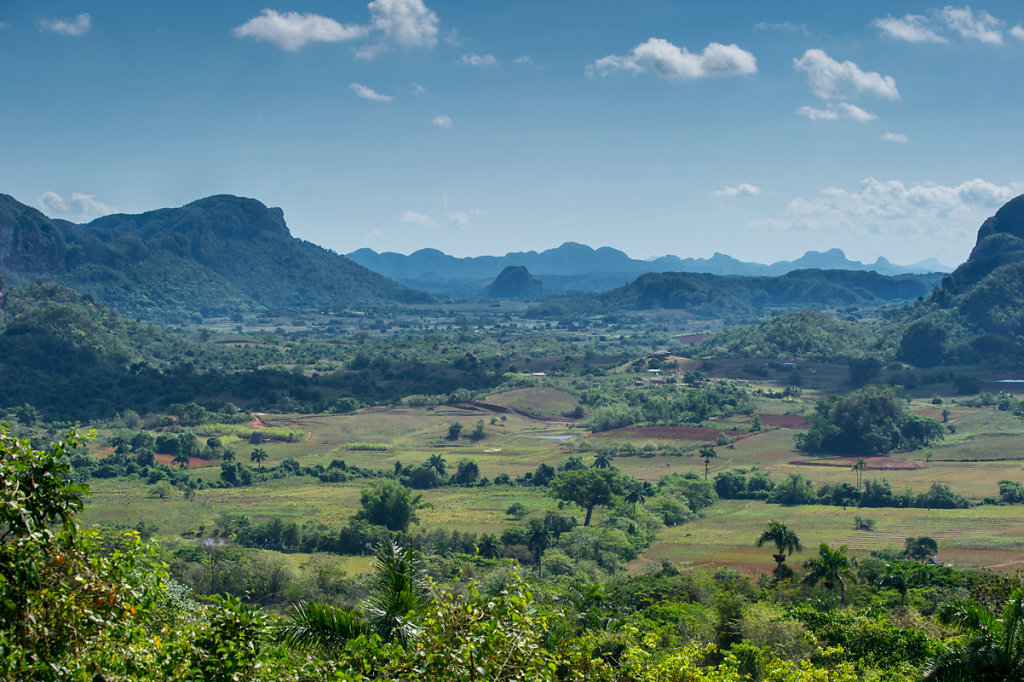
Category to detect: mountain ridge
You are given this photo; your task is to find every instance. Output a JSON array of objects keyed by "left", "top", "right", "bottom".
[{"left": 0, "top": 193, "right": 431, "bottom": 322}]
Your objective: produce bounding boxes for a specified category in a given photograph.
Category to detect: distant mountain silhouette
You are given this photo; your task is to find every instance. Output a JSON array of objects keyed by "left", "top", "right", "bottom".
[
  {"left": 0, "top": 194, "right": 431, "bottom": 322},
  {"left": 348, "top": 242, "right": 950, "bottom": 294},
  {"left": 485, "top": 266, "right": 545, "bottom": 299}
]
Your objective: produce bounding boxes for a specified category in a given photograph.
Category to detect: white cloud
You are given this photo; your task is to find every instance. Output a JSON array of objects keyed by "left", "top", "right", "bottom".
[
  {"left": 232, "top": 10, "right": 367, "bottom": 50},
  {"left": 432, "top": 115, "right": 453, "bottom": 128},
  {"left": 797, "top": 105, "right": 839, "bottom": 121},
  {"left": 38, "top": 13, "right": 91, "bottom": 37},
  {"left": 349, "top": 83, "right": 394, "bottom": 102},
  {"left": 838, "top": 102, "right": 877, "bottom": 122},
  {"left": 753, "top": 177, "right": 1023, "bottom": 240},
  {"left": 874, "top": 6, "right": 1014, "bottom": 45},
  {"left": 753, "top": 21, "right": 808, "bottom": 35},
  {"left": 409, "top": 83, "right": 428, "bottom": 95},
  {"left": 513, "top": 55, "right": 533, "bottom": 64},
  {"left": 38, "top": 191, "right": 113, "bottom": 220},
  {"left": 940, "top": 6, "right": 1003, "bottom": 44},
  {"left": 587, "top": 38, "right": 757, "bottom": 80},
  {"left": 368, "top": 0, "right": 439, "bottom": 49},
  {"left": 401, "top": 211, "right": 437, "bottom": 228},
  {"left": 794, "top": 49, "right": 899, "bottom": 100},
  {"left": 882, "top": 132, "right": 909, "bottom": 143},
  {"left": 713, "top": 183, "right": 762, "bottom": 197},
  {"left": 446, "top": 208, "right": 484, "bottom": 228},
  {"left": 459, "top": 53, "right": 497, "bottom": 67},
  {"left": 797, "top": 102, "right": 875, "bottom": 122},
  {"left": 873, "top": 14, "right": 948, "bottom": 43},
  {"left": 0, "top": 22, "right": 9, "bottom": 30}
]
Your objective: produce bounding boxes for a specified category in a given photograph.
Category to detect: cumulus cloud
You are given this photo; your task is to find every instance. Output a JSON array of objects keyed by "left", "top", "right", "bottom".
[
  {"left": 369, "top": 0, "right": 439, "bottom": 48},
  {"left": 1013, "top": 25, "right": 1024, "bottom": 41},
  {"left": 882, "top": 132, "right": 909, "bottom": 143},
  {"left": 796, "top": 102, "right": 876, "bottom": 122},
  {"left": 752, "top": 177, "right": 1023, "bottom": 241},
  {"left": 459, "top": 53, "right": 497, "bottom": 67},
  {"left": 587, "top": 38, "right": 757, "bottom": 80},
  {"left": 349, "top": 83, "right": 394, "bottom": 102},
  {"left": 232, "top": 10, "right": 367, "bottom": 50},
  {"left": 432, "top": 115, "right": 453, "bottom": 128},
  {"left": 513, "top": 55, "right": 533, "bottom": 64},
  {"left": 38, "top": 13, "right": 91, "bottom": 36},
  {"left": 38, "top": 191, "right": 113, "bottom": 220},
  {"left": 794, "top": 49, "right": 899, "bottom": 100},
  {"left": 873, "top": 14, "right": 948, "bottom": 43},
  {"left": 940, "top": 6, "right": 1003, "bottom": 44},
  {"left": 713, "top": 183, "right": 762, "bottom": 197},
  {"left": 446, "top": 208, "right": 484, "bottom": 228},
  {"left": 401, "top": 211, "right": 437, "bottom": 227}
]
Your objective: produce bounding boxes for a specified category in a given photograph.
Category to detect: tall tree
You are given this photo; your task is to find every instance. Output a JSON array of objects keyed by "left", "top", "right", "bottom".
[
  {"left": 526, "top": 519, "right": 551, "bottom": 578},
  {"left": 699, "top": 446, "right": 718, "bottom": 481},
  {"left": 852, "top": 458, "right": 867, "bottom": 490},
  {"left": 355, "top": 480, "right": 427, "bottom": 532},
  {"left": 549, "top": 468, "right": 624, "bottom": 526},
  {"left": 250, "top": 447, "right": 268, "bottom": 471},
  {"left": 427, "top": 453, "right": 448, "bottom": 476},
  {"left": 591, "top": 452, "right": 613, "bottom": 469},
  {"left": 756, "top": 521, "right": 803, "bottom": 583},
  {"left": 802, "top": 542, "right": 855, "bottom": 605},
  {"left": 363, "top": 541, "right": 426, "bottom": 645},
  {"left": 625, "top": 481, "right": 654, "bottom": 519}
]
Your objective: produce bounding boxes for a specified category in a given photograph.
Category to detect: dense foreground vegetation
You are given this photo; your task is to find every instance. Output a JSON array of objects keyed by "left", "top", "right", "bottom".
[{"left": 4, "top": 428, "right": 1024, "bottom": 681}]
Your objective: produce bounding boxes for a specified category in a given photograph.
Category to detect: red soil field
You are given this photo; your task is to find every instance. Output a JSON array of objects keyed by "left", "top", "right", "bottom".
[{"left": 595, "top": 426, "right": 724, "bottom": 441}]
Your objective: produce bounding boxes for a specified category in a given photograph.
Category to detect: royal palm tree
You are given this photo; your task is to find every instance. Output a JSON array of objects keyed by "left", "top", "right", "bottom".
[
  {"left": 625, "top": 481, "right": 655, "bottom": 519},
  {"left": 878, "top": 563, "right": 914, "bottom": 606},
  {"left": 527, "top": 520, "right": 551, "bottom": 578},
  {"left": 363, "top": 540, "right": 426, "bottom": 645},
  {"left": 427, "top": 453, "right": 447, "bottom": 476},
  {"left": 757, "top": 521, "right": 803, "bottom": 582},
  {"left": 924, "top": 588, "right": 1024, "bottom": 680},
  {"left": 852, "top": 458, "right": 867, "bottom": 490},
  {"left": 250, "top": 447, "right": 268, "bottom": 471},
  {"left": 592, "top": 452, "right": 613, "bottom": 469},
  {"left": 699, "top": 446, "right": 718, "bottom": 480},
  {"left": 802, "top": 542, "right": 855, "bottom": 606}
]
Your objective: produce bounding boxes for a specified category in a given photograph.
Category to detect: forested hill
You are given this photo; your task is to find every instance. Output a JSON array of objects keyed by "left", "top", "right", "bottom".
[
  {"left": 885, "top": 192, "right": 1024, "bottom": 367},
  {"left": 0, "top": 193, "right": 431, "bottom": 322},
  {"left": 527, "top": 269, "right": 942, "bottom": 319}
]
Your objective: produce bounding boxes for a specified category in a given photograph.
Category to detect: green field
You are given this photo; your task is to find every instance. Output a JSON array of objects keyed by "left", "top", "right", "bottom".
[{"left": 81, "top": 385, "right": 1024, "bottom": 577}]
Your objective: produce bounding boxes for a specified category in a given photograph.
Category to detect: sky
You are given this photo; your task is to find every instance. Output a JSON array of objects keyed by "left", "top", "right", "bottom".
[{"left": 2, "top": 1, "right": 1024, "bottom": 267}]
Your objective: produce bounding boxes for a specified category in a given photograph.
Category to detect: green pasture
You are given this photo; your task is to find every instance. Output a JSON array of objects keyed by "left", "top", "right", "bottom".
[{"left": 631, "top": 499, "right": 1024, "bottom": 576}]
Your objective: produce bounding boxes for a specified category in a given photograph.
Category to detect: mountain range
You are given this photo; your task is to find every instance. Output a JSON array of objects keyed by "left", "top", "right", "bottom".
[{"left": 347, "top": 243, "right": 950, "bottom": 294}]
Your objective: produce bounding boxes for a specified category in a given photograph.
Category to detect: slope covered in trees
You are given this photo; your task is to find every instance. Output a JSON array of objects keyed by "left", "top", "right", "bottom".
[{"left": 0, "top": 193, "right": 431, "bottom": 322}]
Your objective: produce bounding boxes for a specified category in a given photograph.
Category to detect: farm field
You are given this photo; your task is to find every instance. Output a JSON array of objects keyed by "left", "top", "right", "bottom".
[{"left": 81, "top": 384, "right": 1024, "bottom": 577}]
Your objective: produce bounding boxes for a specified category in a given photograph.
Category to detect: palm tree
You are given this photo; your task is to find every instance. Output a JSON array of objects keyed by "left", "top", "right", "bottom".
[
  {"left": 852, "top": 458, "right": 867, "bottom": 490},
  {"left": 477, "top": 533, "right": 502, "bottom": 559},
  {"left": 592, "top": 452, "right": 613, "bottom": 469},
  {"left": 281, "top": 601, "right": 368, "bottom": 653},
  {"left": 363, "top": 540, "right": 426, "bottom": 645},
  {"left": 878, "top": 563, "right": 913, "bottom": 606},
  {"left": 802, "top": 542, "right": 855, "bottom": 606},
  {"left": 924, "top": 588, "right": 1024, "bottom": 680},
  {"left": 699, "top": 446, "right": 718, "bottom": 481},
  {"left": 756, "top": 521, "right": 803, "bottom": 583},
  {"left": 527, "top": 520, "right": 551, "bottom": 578},
  {"left": 625, "top": 481, "right": 654, "bottom": 519},
  {"left": 427, "top": 453, "right": 447, "bottom": 476},
  {"left": 250, "top": 447, "right": 268, "bottom": 471}
]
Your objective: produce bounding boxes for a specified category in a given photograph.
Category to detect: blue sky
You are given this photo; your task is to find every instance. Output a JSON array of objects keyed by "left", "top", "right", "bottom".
[{"left": 2, "top": 2, "right": 1023, "bottom": 266}]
